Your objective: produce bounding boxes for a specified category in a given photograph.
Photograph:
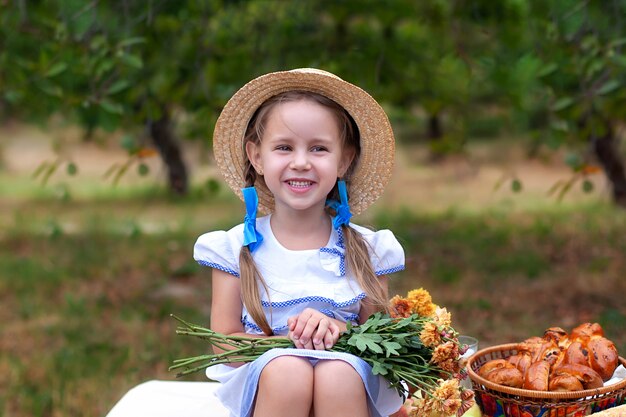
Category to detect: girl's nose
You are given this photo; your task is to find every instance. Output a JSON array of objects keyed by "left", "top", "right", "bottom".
[{"left": 290, "top": 150, "right": 311, "bottom": 170}]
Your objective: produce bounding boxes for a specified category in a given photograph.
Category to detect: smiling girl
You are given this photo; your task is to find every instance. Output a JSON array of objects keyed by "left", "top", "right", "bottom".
[{"left": 194, "top": 69, "right": 405, "bottom": 417}]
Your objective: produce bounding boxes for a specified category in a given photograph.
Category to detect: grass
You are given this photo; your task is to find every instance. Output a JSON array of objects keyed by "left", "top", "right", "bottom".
[
  {"left": 2, "top": 199, "right": 626, "bottom": 417},
  {"left": 2, "top": 132, "right": 626, "bottom": 416}
]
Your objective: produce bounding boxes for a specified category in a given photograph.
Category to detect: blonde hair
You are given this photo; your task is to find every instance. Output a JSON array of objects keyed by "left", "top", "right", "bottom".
[{"left": 239, "top": 91, "right": 388, "bottom": 335}]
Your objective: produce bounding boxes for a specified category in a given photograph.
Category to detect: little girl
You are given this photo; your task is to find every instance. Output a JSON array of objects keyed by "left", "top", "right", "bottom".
[{"left": 194, "top": 69, "right": 406, "bottom": 417}]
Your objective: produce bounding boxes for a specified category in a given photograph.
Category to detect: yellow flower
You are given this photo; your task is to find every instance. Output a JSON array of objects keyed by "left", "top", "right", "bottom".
[
  {"left": 407, "top": 288, "right": 436, "bottom": 317},
  {"left": 432, "top": 379, "right": 462, "bottom": 416},
  {"left": 419, "top": 321, "right": 441, "bottom": 348},
  {"left": 431, "top": 341, "right": 461, "bottom": 373},
  {"left": 433, "top": 307, "right": 452, "bottom": 328},
  {"left": 409, "top": 395, "right": 436, "bottom": 417},
  {"left": 389, "top": 295, "right": 415, "bottom": 318}
]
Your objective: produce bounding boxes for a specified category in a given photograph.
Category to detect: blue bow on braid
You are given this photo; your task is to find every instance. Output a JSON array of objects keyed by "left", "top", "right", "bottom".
[
  {"left": 326, "top": 180, "right": 353, "bottom": 230},
  {"left": 242, "top": 187, "right": 263, "bottom": 252}
]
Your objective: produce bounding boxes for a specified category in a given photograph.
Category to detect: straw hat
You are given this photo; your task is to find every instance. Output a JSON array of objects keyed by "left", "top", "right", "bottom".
[{"left": 212, "top": 68, "right": 395, "bottom": 215}]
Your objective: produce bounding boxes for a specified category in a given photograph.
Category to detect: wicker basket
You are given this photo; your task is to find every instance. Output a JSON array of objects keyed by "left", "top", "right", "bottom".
[{"left": 467, "top": 344, "right": 626, "bottom": 417}]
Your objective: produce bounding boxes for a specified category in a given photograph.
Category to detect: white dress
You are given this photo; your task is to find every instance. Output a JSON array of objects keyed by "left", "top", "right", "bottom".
[{"left": 194, "top": 215, "right": 405, "bottom": 417}]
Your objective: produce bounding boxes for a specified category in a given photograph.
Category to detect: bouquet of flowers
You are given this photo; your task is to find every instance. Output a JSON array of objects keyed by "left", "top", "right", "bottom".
[{"left": 170, "top": 288, "right": 475, "bottom": 417}]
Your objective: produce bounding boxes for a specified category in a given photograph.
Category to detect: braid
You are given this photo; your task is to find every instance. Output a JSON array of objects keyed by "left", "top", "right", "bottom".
[
  {"left": 341, "top": 224, "right": 389, "bottom": 313},
  {"left": 238, "top": 165, "right": 273, "bottom": 335}
]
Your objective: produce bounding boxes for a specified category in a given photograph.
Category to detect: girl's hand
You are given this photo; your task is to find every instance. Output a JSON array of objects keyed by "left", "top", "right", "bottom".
[{"left": 287, "top": 308, "right": 341, "bottom": 350}]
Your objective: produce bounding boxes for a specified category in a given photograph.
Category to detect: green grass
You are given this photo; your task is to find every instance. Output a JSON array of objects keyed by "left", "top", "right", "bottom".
[{"left": 2, "top": 200, "right": 626, "bottom": 417}]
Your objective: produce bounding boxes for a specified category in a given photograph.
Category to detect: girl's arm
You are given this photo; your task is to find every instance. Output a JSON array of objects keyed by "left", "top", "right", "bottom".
[
  {"left": 358, "top": 275, "right": 389, "bottom": 324},
  {"left": 210, "top": 269, "right": 279, "bottom": 361}
]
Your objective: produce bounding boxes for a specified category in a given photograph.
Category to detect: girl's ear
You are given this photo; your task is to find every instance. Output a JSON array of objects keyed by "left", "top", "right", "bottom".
[
  {"left": 245, "top": 141, "right": 263, "bottom": 174},
  {"left": 338, "top": 147, "right": 356, "bottom": 178}
]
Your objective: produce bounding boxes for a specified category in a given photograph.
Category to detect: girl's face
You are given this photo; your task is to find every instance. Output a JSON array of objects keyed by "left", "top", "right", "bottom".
[{"left": 246, "top": 99, "right": 354, "bottom": 216}]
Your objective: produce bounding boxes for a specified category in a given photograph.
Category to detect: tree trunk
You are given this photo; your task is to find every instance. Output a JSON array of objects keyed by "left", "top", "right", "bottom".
[
  {"left": 427, "top": 113, "right": 445, "bottom": 161},
  {"left": 591, "top": 125, "right": 626, "bottom": 207},
  {"left": 427, "top": 113, "right": 443, "bottom": 140},
  {"left": 148, "top": 112, "right": 188, "bottom": 195}
]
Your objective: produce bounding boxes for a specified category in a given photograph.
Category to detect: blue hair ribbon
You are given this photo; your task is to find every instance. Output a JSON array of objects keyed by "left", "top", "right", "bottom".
[
  {"left": 242, "top": 187, "right": 263, "bottom": 252},
  {"left": 326, "top": 180, "right": 352, "bottom": 230}
]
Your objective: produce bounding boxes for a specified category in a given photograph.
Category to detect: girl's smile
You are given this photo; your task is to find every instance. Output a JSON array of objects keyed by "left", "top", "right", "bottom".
[{"left": 246, "top": 99, "right": 353, "bottom": 216}]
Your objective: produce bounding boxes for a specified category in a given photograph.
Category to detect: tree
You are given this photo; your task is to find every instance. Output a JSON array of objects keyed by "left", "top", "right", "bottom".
[{"left": 530, "top": 0, "right": 626, "bottom": 206}]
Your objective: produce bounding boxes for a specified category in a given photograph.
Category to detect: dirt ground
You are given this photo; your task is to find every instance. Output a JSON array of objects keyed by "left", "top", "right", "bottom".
[{"left": 0, "top": 122, "right": 611, "bottom": 212}]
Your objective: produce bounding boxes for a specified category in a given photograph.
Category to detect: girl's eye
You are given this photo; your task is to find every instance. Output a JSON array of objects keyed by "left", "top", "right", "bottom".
[
  {"left": 311, "top": 146, "right": 328, "bottom": 152},
  {"left": 275, "top": 145, "right": 291, "bottom": 151}
]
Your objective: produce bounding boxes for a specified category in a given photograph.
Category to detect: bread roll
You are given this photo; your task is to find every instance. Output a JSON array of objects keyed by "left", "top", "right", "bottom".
[
  {"left": 587, "top": 336, "right": 619, "bottom": 381},
  {"left": 548, "top": 374, "right": 584, "bottom": 392},
  {"left": 523, "top": 360, "right": 551, "bottom": 391},
  {"left": 479, "top": 359, "right": 524, "bottom": 388},
  {"left": 570, "top": 322, "right": 604, "bottom": 340},
  {"left": 552, "top": 363, "right": 604, "bottom": 390},
  {"left": 544, "top": 327, "right": 571, "bottom": 350},
  {"left": 478, "top": 359, "right": 509, "bottom": 378},
  {"left": 508, "top": 352, "right": 532, "bottom": 378},
  {"left": 563, "top": 341, "right": 590, "bottom": 367}
]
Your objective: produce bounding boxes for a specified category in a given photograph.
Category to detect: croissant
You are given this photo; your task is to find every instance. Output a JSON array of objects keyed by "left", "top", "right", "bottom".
[
  {"left": 523, "top": 360, "right": 550, "bottom": 391},
  {"left": 479, "top": 359, "right": 524, "bottom": 388},
  {"left": 543, "top": 327, "right": 571, "bottom": 350},
  {"left": 564, "top": 323, "right": 618, "bottom": 381},
  {"left": 562, "top": 341, "right": 590, "bottom": 367},
  {"left": 518, "top": 337, "right": 560, "bottom": 364},
  {"left": 570, "top": 322, "right": 604, "bottom": 340},
  {"left": 507, "top": 352, "right": 532, "bottom": 378},
  {"left": 587, "top": 336, "right": 619, "bottom": 381},
  {"left": 551, "top": 363, "right": 604, "bottom": 390},
  {"left": 477, "top": 322, "right": 620, "bottom": 392},
  {"left": 548, "top": 374, "right": 584, "bottom": 392}
]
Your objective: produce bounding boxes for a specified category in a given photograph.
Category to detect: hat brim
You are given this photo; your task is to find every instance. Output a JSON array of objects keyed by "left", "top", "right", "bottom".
[{"left": 213, "top": 68, "right": 395, "bottom": 215}]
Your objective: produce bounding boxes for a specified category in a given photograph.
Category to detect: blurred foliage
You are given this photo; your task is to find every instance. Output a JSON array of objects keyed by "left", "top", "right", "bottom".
[{"left": 1, "top": 0, "right": 625, "bottom": 201}]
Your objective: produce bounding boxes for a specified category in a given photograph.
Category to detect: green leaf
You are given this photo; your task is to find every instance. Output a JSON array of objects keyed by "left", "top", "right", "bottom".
[
  {"left": 596, "top": 80, "right": 620, "bottom": 96},
  {"left": 347, "top": 334, "right": 383, "bottom": 354},
  {"left": 547, "top": 180, "right": 565, "bottom": 197},
  {"left": 95, "top": 59, "right": 115, "bottom": 78},
  {"left": 394, "top": 316, "right": 415, "bottom": 329},
  {"left": 557, "top": 178, "right": 575, "bottom": 202},
  {"left": 37, "top": 81, "right": 63, "bottom": 98},
  {"left": 32, "top": 161, "right": 50, "bottom": 179},
  {"left": 99, "top": 99, "right": 124, "bottom": 115},
  {"left": 45, "top": 62, "right": 68, "bottom": 77},
  {"left": 120, "top": 135, "right": 137, "bottom": 152},
  {"left": 106, "top": 79, "right": 131, "bottom": 95},
  {"left": 66, "top": 162, "right": 78, "bottom": 176},
  {"left": 205, "top": 178, "right": 221, "bottom": 195},
  {"left": 511, "top": 179, "right": 522, "bottom": 193},
  {"left": 381, "top": 341, "right": 402, "bottom": 357},
  {"left": 137, "top": 163, "right": 149, "bottom": 176},
  {"left": 612, "top": 54, "right": 626, "bottom": 68},
  {"left": 564, "top": 153, "right": 583, "bottom": 170},
  {"left": 608, "top": 38, "right": 626, "bottom": 49},
  {"left": 371, "top": 361, "right": 392, "bottom": 376},
  {"left": 552, "top": 97, "right": 575, "bottom": 112},
  {"left": 358, "top": 312, "right": 381, "bottom": 332},
  {"left": 118, "top": 37, "right": 146, "bottom": 48},
  {"left": 538, "top": 62, "right": 558, "bottom": 77},
  {"left": 103, "top": 163, "right": 120, "bottom": 180},
  {"left": 582, "top": 179, "right": 594, "bottom": 193},
  {"left": 120, "top": 54, "right": 143, "bottom": 69}
]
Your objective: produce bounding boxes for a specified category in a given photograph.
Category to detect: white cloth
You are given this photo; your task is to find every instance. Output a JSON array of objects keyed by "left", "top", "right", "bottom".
[
  {"left": 105, "top": 381, "right": 229, "bottom": 417},
  {"left": 193, "top": 215, "right": 406, "bottom": 417}
]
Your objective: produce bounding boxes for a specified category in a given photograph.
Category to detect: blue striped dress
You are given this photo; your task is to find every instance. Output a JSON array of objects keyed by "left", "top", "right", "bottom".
[{"left": 193, "top": 215, "right": 406, "bottom": 417}]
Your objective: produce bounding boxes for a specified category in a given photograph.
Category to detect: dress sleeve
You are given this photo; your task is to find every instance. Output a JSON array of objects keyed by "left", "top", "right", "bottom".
[
  {"left": 355, "top": 227, "right": 405, "bottom": 276},
  {"left": 193, "top": 224, "right": 244, "bottom": 278}
]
